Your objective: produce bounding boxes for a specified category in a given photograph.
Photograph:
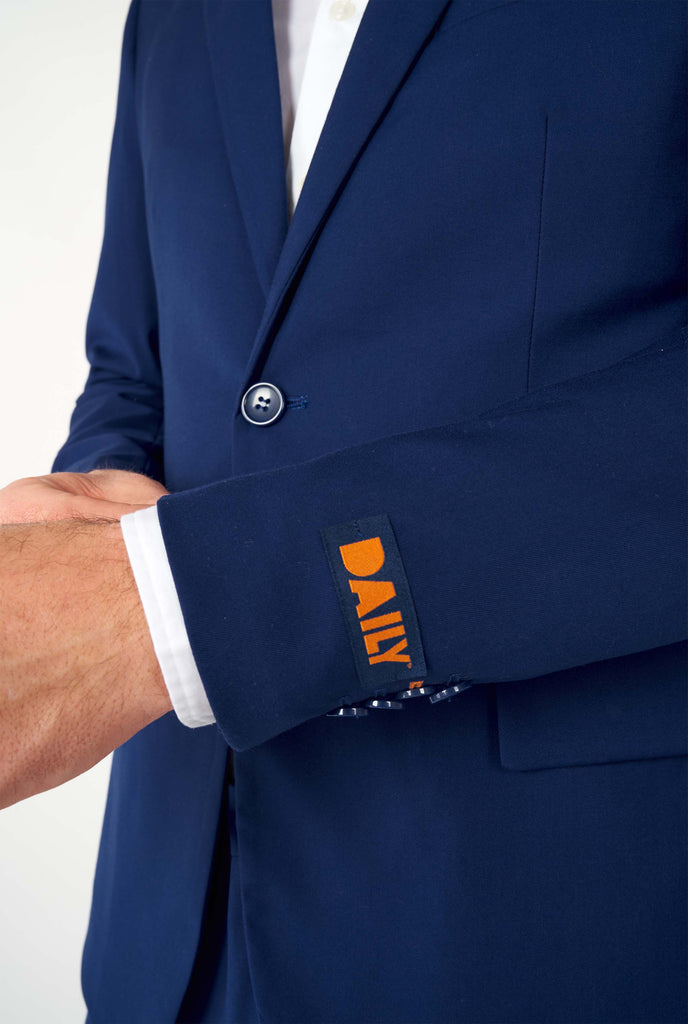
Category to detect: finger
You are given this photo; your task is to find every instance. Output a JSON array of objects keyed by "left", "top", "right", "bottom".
[
  {"left": 39, "top": 471, "right": 168, "bottom": 505},
  {"left": 0, "top": 497, "right": 161, "bottom": 525},
  {"left": 85, "top": 470, "right": 168, "bottom": 504},
  {"left": 68, "top": 498, "right": 163, "bottom": 522}
]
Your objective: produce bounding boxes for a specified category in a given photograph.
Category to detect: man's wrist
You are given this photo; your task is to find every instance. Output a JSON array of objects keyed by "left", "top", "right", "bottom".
[
  {"left": 0, "top": 519, "right": 171, "bottom": 808},
  {"left": 11, "top": 518, "right": 172, "bottom": 721}
]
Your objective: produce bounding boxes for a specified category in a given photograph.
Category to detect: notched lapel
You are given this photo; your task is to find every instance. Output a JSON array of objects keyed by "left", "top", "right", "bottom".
[
  {"left": 212, "top": 0, "right": 520, "bottom": 383},
  {"left": 284, "top": 0, "right": 522, "bottom": 273},
  {"left": 204, "top": 0, "right": 289, "bottom": 298},
  {"left": 245, "top": 0, "right": 519, "bottom": 382},
  {"left": 243, "top": 0, "right": 453, "bottom": 379}
]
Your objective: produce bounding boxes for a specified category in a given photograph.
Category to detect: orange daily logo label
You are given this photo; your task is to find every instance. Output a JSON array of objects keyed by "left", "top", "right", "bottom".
[
  {"left": 339, "top": 536, "right": 411, "bottom": 667},
  {"left": 321, "top": 515, "right": 426, "bottom": 690}
]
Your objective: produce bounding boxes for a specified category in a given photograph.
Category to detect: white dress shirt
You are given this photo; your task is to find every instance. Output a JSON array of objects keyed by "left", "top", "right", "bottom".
[{"left": 121, "top": 0, "right": 370, "bottom": 728}]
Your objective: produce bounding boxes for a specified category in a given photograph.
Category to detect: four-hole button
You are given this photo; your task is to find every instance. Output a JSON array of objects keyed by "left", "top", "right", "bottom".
[{"left": 241, "top": 382, "right": 285, "bottom": 426}]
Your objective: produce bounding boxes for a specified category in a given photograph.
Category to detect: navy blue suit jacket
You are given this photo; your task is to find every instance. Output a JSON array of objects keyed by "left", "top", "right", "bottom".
[{"left": 54, "top": 1, "right": 687, "bottom": 1021}]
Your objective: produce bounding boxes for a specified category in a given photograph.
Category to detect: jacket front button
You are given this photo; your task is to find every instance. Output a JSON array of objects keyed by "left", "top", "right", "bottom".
[{"left": 241, "top": 382, "right": 285, "bottom": 426}]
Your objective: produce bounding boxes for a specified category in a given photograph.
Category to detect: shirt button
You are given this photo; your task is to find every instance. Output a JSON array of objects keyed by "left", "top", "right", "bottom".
[
  {"left": 329, "top": 0, "right": 356, "bottom": 21},
  {"left": 241, "top": 382, "right": 285, "bottom": 426}
]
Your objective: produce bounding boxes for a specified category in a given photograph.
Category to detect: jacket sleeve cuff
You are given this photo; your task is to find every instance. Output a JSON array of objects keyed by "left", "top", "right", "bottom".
[{"left": 120, "top": 505, "right": 216, "bottom": 728}]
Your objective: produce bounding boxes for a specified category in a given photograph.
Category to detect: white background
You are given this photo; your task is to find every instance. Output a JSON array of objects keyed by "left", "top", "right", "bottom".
[{"left": 0, "top": 1, "right": 131, "bottom": 1020}]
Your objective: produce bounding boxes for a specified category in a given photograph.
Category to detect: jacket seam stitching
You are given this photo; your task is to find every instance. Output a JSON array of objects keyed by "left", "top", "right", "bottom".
[{"left": 526, "top": 113, "right": 548, "bottom": 393}]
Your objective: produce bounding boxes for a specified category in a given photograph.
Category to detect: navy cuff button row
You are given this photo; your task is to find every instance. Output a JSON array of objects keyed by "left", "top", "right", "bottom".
[{"left": 327, "top": 681, "right": 473, "bottom": 717}]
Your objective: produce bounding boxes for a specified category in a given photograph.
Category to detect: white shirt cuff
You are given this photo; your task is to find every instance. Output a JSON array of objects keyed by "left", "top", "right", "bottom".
[{"left": 120, "top": 504, "right": 216, "bottom": 729}]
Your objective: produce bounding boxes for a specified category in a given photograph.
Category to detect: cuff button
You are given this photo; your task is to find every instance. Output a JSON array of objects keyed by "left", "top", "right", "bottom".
[
  {"left": 429, "top": 682, "right": 473, "bottom": 704},
  {"left": 364, "top": 698, "right": 404, "bottom": 710},
  {"left": 395, "top": 686, "right": 435, "bottom": 700},
  {"left": 326, "top": 705, "right": 369, "bottom": 717}
]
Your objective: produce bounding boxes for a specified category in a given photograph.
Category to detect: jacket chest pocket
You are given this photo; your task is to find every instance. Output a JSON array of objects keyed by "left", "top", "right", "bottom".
[{"left": 496, "top": 641, "right": 687, "bottom": 771}]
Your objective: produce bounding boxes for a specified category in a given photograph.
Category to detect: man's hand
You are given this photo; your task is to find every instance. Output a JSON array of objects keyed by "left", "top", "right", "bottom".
[
  {"left": 0, "top": 470, "right": 168, "bottom": 525},
  {"left": 0, "top": 519, "right": 173, "bottom": 809}
]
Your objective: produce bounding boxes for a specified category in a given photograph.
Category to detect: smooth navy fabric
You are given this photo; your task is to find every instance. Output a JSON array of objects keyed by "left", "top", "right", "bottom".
[{"left": 54, "top": 1, "right": 687, "bottom": 1021}]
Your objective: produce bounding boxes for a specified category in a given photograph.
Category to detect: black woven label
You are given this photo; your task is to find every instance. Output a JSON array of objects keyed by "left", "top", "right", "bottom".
[{"left": 321, "top": 514, "right": 427, "bottom": 691}]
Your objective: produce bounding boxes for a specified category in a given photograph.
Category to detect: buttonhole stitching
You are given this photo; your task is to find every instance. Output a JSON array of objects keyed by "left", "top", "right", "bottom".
[{"left": 286, "top": 395, "right": 309, "bottom": 410}]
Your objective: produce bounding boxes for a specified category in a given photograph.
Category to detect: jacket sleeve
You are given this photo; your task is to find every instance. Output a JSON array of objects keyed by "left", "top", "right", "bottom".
[
  {"left": 156, "top": 329, "right": 687, "bottom": 751},
  {"left": 53, "top": 0, "right": 164, "bottom": 480}
]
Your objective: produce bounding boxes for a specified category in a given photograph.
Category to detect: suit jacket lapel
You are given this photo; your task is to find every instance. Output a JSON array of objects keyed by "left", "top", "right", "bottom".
[
  {"left": 204, "top": 0, "right": 288, "bottom": 298},
  {"left": 243, "top": 0, "right": 454, "bottom": 379},
  {"left": 205, "top": 0, "right": 519, "bottom": 382},
  {"left": 274, "top": 0, "right": 522, "bottom": 311}
]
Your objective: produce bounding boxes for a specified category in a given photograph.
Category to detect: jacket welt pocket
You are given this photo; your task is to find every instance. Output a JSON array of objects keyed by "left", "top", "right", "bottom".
[{"left": 496, "top": 641, "right": 687, "bottom": 771}]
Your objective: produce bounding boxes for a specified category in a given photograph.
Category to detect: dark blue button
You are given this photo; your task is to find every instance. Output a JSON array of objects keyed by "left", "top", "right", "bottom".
[
  {"left": 241, "top": 382, "right": 285, "bottom": 426},
  {"left": 364, "top": 698, "right": 404, "bottom": 710},
  {"left": 429, "top": 682, "right": 473, "bottom": 704},
  {"left": 395, "top": 686, "right": 435, "bottom": 699},
  {"left": 326, "top": 706, "right": 369, "bottom": 718}
]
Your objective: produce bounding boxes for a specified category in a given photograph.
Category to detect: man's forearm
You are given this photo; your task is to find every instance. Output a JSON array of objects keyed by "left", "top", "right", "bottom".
[{"left": 0, "top": 519, "right": 171, "bottom": 809}]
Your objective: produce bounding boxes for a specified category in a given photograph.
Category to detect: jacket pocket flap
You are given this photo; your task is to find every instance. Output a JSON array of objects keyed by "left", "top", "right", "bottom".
[{"left": 496, "top": 641, "right": 687, "bottom": 771}]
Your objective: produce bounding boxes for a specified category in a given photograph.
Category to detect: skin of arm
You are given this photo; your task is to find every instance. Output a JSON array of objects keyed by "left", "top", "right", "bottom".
[{"left": 0, "top": 470, "right": 173, "bottom": 809}]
